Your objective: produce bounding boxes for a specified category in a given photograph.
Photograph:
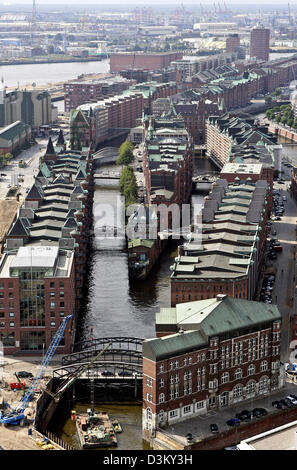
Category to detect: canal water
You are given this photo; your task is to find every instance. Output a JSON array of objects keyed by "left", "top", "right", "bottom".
[
  {"left": 77, "top": 157, "right": 213, "bottom": 343},
  {"left": 50, "top": 157, "right": 213, "bottom": 450}
]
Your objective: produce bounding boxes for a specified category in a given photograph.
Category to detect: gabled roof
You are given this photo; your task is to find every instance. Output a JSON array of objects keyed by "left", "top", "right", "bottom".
[
  {"left": 7, "top": 217, "right": 29, "bottom": 237},
  {"left": 64, "top": 217, "right": 78, "bottom": 228},
  {"left": 45, "top": 136, "right": 56, "bottom": 156},
  {"left": 26, "top": 184, "right": 44, "bottom": 201}
]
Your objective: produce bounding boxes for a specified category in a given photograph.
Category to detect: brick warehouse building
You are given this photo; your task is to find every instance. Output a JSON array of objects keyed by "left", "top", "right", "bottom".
[
  {"left": 75, "top": 81, "right": 177, "bottom": 148},
  {"left": 0, "top": 143, "right": 94, "bottom": 355},
  {"left": 109, "top": 51, "right": 183, "bottom": 73},
  {"left": 205, "top": 112, "right": 280, "bottom": 169},
  {"left": 142, "top": 109, "right": 193, "bottom": 215},
  {"left": 170, "top": 178, "right": 269, "bottom": 307},
  {"left": 142, "top": 295, "right": 283, "bottom": 439},
  {"left": 64, "top": 75, "right": 135, "bottom": 112}
]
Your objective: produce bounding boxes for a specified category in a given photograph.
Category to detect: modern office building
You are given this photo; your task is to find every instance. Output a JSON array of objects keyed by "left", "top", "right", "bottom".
[
  {"left": 0, "top": 88, "right": 52, "bottom": 128},
  {"left": 0, "top": 144, "right": 94, "bottom": 355},
  {"left": 250, "top": 25, "right": 270, "bottom": 62}
]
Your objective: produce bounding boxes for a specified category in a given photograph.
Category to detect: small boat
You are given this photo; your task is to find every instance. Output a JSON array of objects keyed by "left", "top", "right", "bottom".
[
  {"left": 111, "top": 418, "right": 123, "bottom": 433},
  {"left": 75, "top": 409, "right": 117, "bottom": 449}
]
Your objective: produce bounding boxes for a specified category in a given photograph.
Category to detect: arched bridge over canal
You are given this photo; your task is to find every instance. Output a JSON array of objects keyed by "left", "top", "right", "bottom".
[
  {"left": 93, "top": 147, "right": 119, "bottom": 169},
  {"left": 54, "top": 337, "right": 144, "bottom": 381}
]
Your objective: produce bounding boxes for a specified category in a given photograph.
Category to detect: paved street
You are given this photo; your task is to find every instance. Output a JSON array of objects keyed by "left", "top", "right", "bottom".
[
  {"left": 164, "top": 380, "right": 297, "bottom": 447},
  {"left": 264, "top": 178, "right": 297, "bottom": 361},
  {"left": 0, "top": 138, "right": 48, "bottom": 198}
]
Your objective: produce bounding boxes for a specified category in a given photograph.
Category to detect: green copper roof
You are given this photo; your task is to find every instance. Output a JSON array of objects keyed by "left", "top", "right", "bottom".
[{"left": 143, "top": 330, "right": 206, "bottom": 361}]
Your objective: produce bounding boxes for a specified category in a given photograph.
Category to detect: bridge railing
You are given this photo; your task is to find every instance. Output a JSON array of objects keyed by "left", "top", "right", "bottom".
[
  {"left": 62, "top": 348, "right": 142, "bottom": 366},
  {"left": 73, "top": 336, "right": 144, "bottom": 353},
  {"left": 53, "top": 360, "right": 143, "bottom": 380}
]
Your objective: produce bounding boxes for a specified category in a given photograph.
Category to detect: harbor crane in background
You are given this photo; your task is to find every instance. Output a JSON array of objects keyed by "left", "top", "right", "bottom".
[{"left": 0, "top": 314, "right": 73, "bottom": 426}]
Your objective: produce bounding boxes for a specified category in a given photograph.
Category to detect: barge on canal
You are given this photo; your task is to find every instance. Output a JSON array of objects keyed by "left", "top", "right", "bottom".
[{"left": 75, "top": 409, "right": 117, "bottom": 449}]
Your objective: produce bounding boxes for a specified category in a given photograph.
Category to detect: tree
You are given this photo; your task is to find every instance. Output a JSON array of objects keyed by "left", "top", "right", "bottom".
[
  {"left": 117, "top": 139, "right": 134, "bottom": 166},
  {"left": 119, "top": 166, "right": 138, "bottom": 209}
]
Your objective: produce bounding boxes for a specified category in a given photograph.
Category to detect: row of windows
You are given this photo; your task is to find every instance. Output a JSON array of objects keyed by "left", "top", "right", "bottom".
[
  {"left": 175, "top": 293, "right": 246, "bottom": 301},
  {"left": 173, "top": 283, "right": 246, "bottom": 292},
  {"left": 156, "top": 375, "right": 272, "bottom": 404},
  {"left": 158, "top": 344, "right": 275, "bottom": 374}
]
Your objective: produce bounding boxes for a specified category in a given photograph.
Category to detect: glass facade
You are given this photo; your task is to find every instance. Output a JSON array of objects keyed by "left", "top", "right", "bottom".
[
  {"left": 19, "top": 269, "right": 46, "bottom": 328},
  {"left": 20, "top": 330, "right": 45, "bottom": 351}
]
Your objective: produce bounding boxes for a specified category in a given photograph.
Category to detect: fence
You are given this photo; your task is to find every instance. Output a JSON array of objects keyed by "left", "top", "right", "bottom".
[{"left": 31, "top": 427, "right": 75, "bottom": 451}]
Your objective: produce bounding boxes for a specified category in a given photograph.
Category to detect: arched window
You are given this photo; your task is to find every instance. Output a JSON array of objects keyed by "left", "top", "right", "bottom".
[
  {"left": 159, "top": 393, "right": 165, "bottom": 404},
  {"left": 259, "top": 376, "right": 269, "bottom": 394},
  {"left": 246, "top": 380, "right": 256, "bottom": 395},
  {"left": 248, "top": 364, "right": 255, "bottom": 376},
  {"left": 159, "top": 410, "right": 164, "bottom": 423},
  {"left": 234, "top": 368, "right": 242, "bottom": 380},
  {"left": 146, "top": 407, "right": 152, "bottom": 421},
  {"left": 260, "top": 360, "right": 268, "bottom": 372},
  {"left": 233, "top": 384, "right": 243, "bottom": 402},
  {"left": 221, "top": 372, "right": 229, "bottom": 384}
]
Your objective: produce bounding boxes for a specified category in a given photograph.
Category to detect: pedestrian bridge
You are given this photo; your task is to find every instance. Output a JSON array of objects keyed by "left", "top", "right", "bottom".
[
  {"left": 93, "top": 147, "right": 119, "bottom": 168},
  {"left": 51, "top": 337, "right": 144, "bottom": 381}
]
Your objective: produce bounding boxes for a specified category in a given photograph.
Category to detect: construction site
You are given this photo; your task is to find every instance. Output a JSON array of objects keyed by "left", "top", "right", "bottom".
[{"left": 0, "top": 333, "right": 143, "bottom": 451}]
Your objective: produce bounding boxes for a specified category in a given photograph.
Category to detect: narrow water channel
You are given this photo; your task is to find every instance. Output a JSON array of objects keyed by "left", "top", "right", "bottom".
[
  {"left": 78, "top": 157, "right": 213, "bottom": 343},
  {"left": 49, "top": 157, "right": 213, "bottom": 450}
]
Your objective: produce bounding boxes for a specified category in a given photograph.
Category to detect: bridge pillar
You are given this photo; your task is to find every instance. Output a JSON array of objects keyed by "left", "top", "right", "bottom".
[
  {"left": 134, "top": 374, "right": 138, "bottom": 399},
  {"left": 90, "top": 378, "right": 95, "bottom": 411}
]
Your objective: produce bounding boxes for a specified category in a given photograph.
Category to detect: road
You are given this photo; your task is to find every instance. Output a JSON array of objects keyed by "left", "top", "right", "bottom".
[
  {"left": 266, "top": 179, "right": 297, "bottom": 361},
  {"left": 0, "top": 138, "right": 48, "bottom": 199}
]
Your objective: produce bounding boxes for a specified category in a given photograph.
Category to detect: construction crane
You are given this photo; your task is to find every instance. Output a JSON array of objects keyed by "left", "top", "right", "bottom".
[
  {"left": 0, "top": 314, "right": 73, "bottom": 426},
  {"left": 43, "top": 342, "right": 113, "bottom": 402}
]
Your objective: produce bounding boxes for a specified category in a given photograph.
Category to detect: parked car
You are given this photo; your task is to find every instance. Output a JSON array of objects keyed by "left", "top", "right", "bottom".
[
  {"left": 17, "top": 371, "right": 33, "bottom": 378},
  {"left": 272, "top": 400, "right": 282, "bottom": 408},
  {"left": 236, "top": 410, "right": 251, "bottom": 421},
  {"left": 287, "top": 396, "right": 297, "bottom": 405},
  {"left": 117, "top": 369, "right": 132, "bottom": 376},
  {"left": 252, "top": 408, "right": 268, "bottom": 418},
  {"left": 226, "top": 418, "right": 240, "bottom": 427},
  {"left": 281, "top": 398, "right": 294, "bottom": 408},
  {"left": 101, "top": 370, "right": 114, "bottom": 377},
  {"left": 186, "top": 433, "right": 193, "bottom": 442},
  {"left": 10, "top": 381, "right": 26, "bottom": 390},
  {"left": 210, "top": 423, "right": 219, "bottom": 433}
]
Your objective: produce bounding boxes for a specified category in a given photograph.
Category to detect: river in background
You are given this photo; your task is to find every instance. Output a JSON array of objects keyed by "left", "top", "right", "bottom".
[{"left": 0, "top": 59, "right": 110, "bottom": 88}]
